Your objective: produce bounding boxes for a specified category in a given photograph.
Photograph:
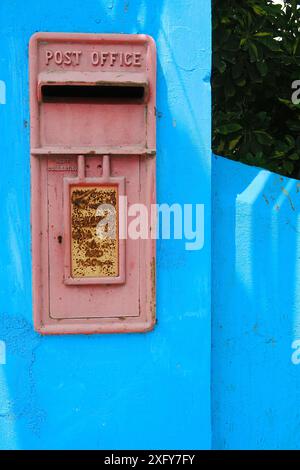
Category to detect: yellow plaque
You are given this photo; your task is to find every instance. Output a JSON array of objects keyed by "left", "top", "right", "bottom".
[{"left": 70, "top": 185, "right": 118, "bottom": 278}]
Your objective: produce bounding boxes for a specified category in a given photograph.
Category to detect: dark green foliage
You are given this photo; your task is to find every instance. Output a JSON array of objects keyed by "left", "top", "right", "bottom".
[{"left": 212, "top": 0, "right": 300, "bottom": 177}]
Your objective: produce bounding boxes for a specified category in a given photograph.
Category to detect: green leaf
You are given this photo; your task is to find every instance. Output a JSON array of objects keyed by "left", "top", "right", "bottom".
[
  {"left": 253, "top": 5, "right": 267, "bottom": 16},
  {"left": 232, "top": 63, "right": 243, "bottom": 79},
  {"left": 283, "top": 161, "right": 294, "bottom": 174},
  {"left": 212, "top": 0, "right": 300, "bottom": 178},
  {"left": 236, "top": 78, "right": 246, "bottom": 87},
  {"left": 254, "top": 131, "right": 273, "bottom": 146},
  {"left": 217, "top": 60, "right": 227, "bottom": 74},
  {"left": 285, "top": 135, "right": 295, "bottom": 148},
  {"left": 256, "top": 36, "right": 282, "bottom": 52},
  {"left": 221, "top": 17, "right": 231, "bottom": 25},
  {"left": 248, "top": 41, "right": 259, "bottom": 62},
  {"left": 216, "top": 139, "right": 225, "bottom": 153},
  {"left": 256, "top": 61, "right": 268, "bottom": 77},
  {"left": 279, "top": 98, "right": 292, "bottom": 106},
  {"left": 253, "top": 32, "right": 272, "bottom": 38},
  {"left": 228, "top": 135, "right": 242, "bottom": 150},
  {"left": 287, "top": 120, "right": 300, "bottom": 132}
]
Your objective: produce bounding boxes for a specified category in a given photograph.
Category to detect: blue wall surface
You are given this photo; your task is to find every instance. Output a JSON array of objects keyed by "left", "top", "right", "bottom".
[
  {"left": 212, "top": 155, "right": 300, "bottom": 450},
  {"left": 2, "top": 0, "right": 300, "bottom": 451},
  {"left": 0, "top": 1, "right": 212, "bottom": 449}
]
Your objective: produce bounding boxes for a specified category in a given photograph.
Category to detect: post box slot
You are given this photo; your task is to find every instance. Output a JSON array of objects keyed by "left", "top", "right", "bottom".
[
  {"left": 41, "top": 84, "right": 146, "bottom": 103},
  {"left": 70, "top": 184, "right": 119, "bottom": 279},
  {"left": 63, "top": 155, "right": 126, "bottom": 286}
]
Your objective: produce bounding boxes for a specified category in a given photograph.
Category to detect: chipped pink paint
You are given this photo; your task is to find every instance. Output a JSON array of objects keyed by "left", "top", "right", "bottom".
[{"left": 29, "top": 32, "right": 156, "bottom": 334}]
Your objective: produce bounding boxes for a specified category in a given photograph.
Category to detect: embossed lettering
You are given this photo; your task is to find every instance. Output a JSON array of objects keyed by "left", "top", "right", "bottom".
[
  {"left": 64, "top": 51, "right": 72, "bottom": 65},
  {"left": 46, "top": 49, "right": 143, "bottom": 67},
  {"left": 54, "top": 51, "right": 63, "bottom": 65},
  {"left": 91, "top": 51, "right": 99, "bottom": 65},
  {"left": 124, "top": 53, "right": 132, "bottom": 66},
  {"left": 73, "top": 51, "right": 82, "bottom": 65},
  {"left": 101, "top": 52, "right": 109, "bottom": 66},
  {"left": 133, "top": 52, "right": 142, "bottom": 66}
]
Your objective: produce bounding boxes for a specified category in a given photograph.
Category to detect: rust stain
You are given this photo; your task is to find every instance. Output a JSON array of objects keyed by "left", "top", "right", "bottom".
[
  {"left": 281, "top": 187, "right": 295, "bottom": 211},
  {"left": 151, "top": 257, "right": 156, "bottom": 323},
  {"left": 70, "top": 185, "right": 118, "bottom": 278}
]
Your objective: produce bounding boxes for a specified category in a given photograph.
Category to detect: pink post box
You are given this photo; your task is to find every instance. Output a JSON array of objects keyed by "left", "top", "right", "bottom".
[{"left": 29, "top": 33, "right": 156, "bottom": 334}]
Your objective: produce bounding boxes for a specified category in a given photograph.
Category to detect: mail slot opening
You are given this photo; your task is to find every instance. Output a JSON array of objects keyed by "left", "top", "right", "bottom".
[
  {"left": 30, "top": 33, "right": 156, "bottom": 334},
  {"left": 41, "top": 84, "right": 146, "bottom": 103}
]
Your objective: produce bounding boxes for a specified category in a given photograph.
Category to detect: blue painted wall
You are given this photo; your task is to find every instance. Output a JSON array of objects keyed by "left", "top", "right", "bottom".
[
  {"left": 0, "top": 0, "right": 212, "bottom": 449},
  {"left": 212, "top": 155, "right": 300, "bottom": 450}
]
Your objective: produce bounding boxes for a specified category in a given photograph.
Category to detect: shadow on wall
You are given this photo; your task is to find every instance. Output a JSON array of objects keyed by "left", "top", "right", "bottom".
[{"left": 212, "top": 154, "right": 300, "bottom": 450}]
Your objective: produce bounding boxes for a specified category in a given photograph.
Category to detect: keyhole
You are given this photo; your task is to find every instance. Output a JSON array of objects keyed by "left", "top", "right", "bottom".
[{"left": 57, "top": 235, "right": 63, "bottom": 244}]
